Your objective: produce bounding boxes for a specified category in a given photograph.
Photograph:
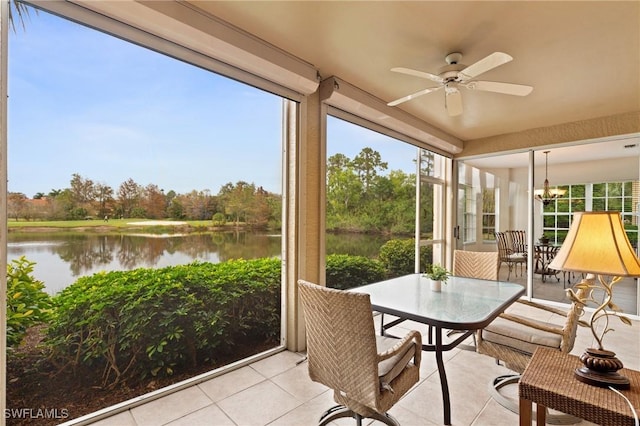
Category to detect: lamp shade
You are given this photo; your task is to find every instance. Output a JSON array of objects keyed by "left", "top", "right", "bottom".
[{"left": 548, "top": 212, "right": 640, "bottom": 276}]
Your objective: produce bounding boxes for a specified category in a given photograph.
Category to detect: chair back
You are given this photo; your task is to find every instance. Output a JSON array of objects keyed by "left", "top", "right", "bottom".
[
  {"left": 298, "top": 280, "right": 380, "bottom": 407},
  {"left": 507, "top": 230, "right": 527, "bottom": 254},
  {"left": 453, "top": 250, "right": 499, "bottom": 281},
  {"left": 494, "top": 231, "right": 512, "bottom": 260}
]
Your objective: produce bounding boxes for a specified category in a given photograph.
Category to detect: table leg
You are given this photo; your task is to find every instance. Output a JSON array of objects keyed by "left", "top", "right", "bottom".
[
  {"left": 435, "top": 327, "right": 451, "bottom": 425},
  {"left": 536, "top": 403, "right": 546, "bottom": 425},
  {"left": 519, "top": 397, "right": 532, "bottom": 425}
]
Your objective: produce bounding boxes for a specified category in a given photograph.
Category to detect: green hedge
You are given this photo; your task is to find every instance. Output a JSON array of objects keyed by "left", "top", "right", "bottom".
[
  {"left": 325, "top": 254, "right": 386, "bottom": 290},
  {"left": 20, "top": 250, "right": 409, "bottom": 388},
  {"left": 46, "top": 258, "right": 281, "bottom": 388},
  {"left": 378, "top": 238, "right": 432, "bottom": 277},
  {"left": 6, "top": 256, "right": 53, "bottom": 348}
]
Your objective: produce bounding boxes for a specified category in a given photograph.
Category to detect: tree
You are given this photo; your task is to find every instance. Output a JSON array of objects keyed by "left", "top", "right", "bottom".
[
  {"left": 326, "top": 153, "right": 362, "bottom": 216},
  {"left": 48, "top": 189, "right": 63, "bottom": 198},
  {"left": 219, "top": 181, "right": 255, "bottom": 226},
  {"left": 141, "top": 184, "right": 166, "bottom": 219},
  {"left": 94, "top": 183, "right": 115, "bottom": 218},
  {"left": 8, "top": 0, "right": 35, "bottom": 33},
  {"left": 47, "top": 189, "right": 74, "bottom": 220},
  {"left": 117, "top": 178, "right": 142, "bottom": 218},
  {"left": 7, "top": 192, "right": 27, "bottom": 221},
  {"left": 167, "top": 197, "right": 185, "bottom": 220},
  {"left": 181, "top": 189, "right": 216, "bottom": 220},
  {"left": 352, "top": 147, "right": 388, "bottom": 194},
  {"left": 70, "top": 173, "right": 96, "bottom": 205},
  {"left": 248, "top": 186, "right": 272, "bottom": 226}
]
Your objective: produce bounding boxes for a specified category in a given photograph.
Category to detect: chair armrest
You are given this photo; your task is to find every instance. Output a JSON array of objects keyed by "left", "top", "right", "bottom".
[
  {"left": 377, "top": 330, "right": 422, "bottom": 368},
  {"left": 498, "top": 312, "right": 564, "bottom": 336},
  {"left": 515, "top": 299, "right": 568, "bottom": 317}
]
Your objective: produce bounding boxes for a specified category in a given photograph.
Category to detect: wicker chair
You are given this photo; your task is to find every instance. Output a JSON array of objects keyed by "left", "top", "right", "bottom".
[
  {"left": 476, "top": 288, "right": 586, "bottom": 424},
  {"left": 453, "top": 250, "right": 499, "bottom": 281},
  {"left": 506, "top": 229, "right": 528, "bottom": 255},
  {"left": 298, "top": 280, "right": 422, "bottom": 426},
  {"left": 447, "top": 250, "right": 500, "bottom": 345},
  {"left": 495, "top": 231, "right": 527, "bottom": 280}
]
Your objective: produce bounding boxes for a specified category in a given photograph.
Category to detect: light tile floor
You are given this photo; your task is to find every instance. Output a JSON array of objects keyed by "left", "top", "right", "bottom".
[{"left": 67, "top": 299, "right": 639, "bottom": 426}]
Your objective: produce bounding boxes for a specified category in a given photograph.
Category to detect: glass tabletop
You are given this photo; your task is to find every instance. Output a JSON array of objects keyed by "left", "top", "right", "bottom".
[{"left": 352, "top": 273, "right": 525, "bottom": 330}]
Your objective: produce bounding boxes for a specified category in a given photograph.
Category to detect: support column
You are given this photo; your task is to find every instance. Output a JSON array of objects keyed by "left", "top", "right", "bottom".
[
  {"left": 0, "top": 1, "right": 9, "bottom": 424},
  {"left": 285, "top": 90, "right": 324, "bottom": 352}
]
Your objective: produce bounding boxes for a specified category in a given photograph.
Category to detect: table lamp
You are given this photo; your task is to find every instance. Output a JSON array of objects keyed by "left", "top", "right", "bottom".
[{"left": 548, "top": 211, "right": 640, "bottom": 389}]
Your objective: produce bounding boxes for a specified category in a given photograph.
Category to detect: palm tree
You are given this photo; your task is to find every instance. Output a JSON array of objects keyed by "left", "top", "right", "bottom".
[{"left": 8, "top": 0, "right": 34, "bottom": 33}]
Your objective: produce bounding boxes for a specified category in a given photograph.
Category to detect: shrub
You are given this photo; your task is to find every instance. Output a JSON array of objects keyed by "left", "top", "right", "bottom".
[
  {"left": 325, "top": 254, "right": 385, "bottom": 290},
  {"left": 6, "top": 256, "right": 53, "bottom": 348},
  {"left": 46, "top": 258, "right": 281, "bottom": 388},
  {"left": 212, "top": 212, "right": 226, "bottom": 226},
  {"left": 378, "top": 238, "right": 431, "bottom": 277}
]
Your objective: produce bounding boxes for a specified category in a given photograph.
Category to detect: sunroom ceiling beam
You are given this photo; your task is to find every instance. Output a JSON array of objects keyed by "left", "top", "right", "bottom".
[{"left": 320, "top": 77, "right": 463, "bottom": 155}]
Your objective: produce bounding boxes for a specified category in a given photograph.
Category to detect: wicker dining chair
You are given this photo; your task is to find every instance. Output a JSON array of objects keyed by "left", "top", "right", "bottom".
[
  {"left": 298, "top": 280, "right": 422, "bottom": 426},
  {"left": 447, "top": 250, "right": 500, "bottom": 345},
  {"left": 506, "top": 229, "right": 528, "bottom": 255},
  {"left": 475, "top": 288, "right": 586, "bottom": 423},
  {"left": 453, "top": 250, "right": 499, "bottom": 281},
  {"left": 495, "top": 231, "right": 527, "bottom": 280}
]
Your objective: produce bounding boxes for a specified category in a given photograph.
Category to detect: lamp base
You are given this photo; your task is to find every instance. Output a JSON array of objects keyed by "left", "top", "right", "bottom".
[{"left": 574, "top": 348, "right": 630, "bottom": 389}]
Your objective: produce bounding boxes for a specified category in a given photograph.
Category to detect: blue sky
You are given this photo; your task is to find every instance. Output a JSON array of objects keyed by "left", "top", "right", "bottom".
[{"left": 8, "top": 8, "right": 415, "bottom": 198}]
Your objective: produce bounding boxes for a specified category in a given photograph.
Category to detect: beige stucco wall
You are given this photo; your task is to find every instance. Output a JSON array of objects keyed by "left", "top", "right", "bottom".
[{"left": 459, "top": 112, "right": 640, "bottom": 158}]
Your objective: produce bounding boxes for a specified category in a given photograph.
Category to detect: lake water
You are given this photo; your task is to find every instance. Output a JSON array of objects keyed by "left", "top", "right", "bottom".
[{"left": 8, "top": 231, "right": 391, "bottom": 294}]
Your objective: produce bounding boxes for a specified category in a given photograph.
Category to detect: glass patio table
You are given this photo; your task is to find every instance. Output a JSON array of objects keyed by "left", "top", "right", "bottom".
[{"left": 352, "top": 273, "right": 525, "bottom": 425}]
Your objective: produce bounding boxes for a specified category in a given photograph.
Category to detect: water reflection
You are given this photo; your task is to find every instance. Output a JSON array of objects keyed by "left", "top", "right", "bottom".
[
  {"left": 8, "top": 232, "right": 282, "bottom": 295},
  {"left": 8, "top": 231, "right": 394, "bottom": 295}
]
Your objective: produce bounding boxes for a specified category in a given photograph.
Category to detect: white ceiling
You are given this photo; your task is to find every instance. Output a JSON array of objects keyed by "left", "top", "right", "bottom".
[{"left": 191, "top": 1, "right": 640, "bottom": 144}]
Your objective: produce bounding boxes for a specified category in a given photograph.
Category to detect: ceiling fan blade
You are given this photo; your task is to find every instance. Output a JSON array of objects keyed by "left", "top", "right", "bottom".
[
  {"left": 387, "top": 86, "right": 442, "bottom": 106},
  {"left": 445, "top": 86, "right": 463, "bottom": 116},
  {"left": 458, "top": 52, "right": 512, "bottom": 81},
  {"left": 391, "top": 67, "right": 444, "bottom": 84},
  {"left": 465, "top": 80, "right": 533, "bottom": 96}
]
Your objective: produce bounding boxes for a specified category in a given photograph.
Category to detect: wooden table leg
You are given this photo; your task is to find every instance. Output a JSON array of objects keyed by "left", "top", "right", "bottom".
[
  {"left": 519, "top": 397, "right": 532, "bottom": 426},
  {"left": 536, "top": 403, "right": 547, "bottom": 425}
]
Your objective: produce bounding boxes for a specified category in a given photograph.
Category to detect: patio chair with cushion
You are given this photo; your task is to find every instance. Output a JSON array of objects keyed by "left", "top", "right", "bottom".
[
  {"left": 298, "top": 279, "right": 422, "bottom": 426},
  {"left": 495, "top": 231, "right": 527, "bottom": 280},
  {"left": 506, "top": 229, "right": 528, "bottom": 255},
  {"left": 475, "top": 288, "right": 586, "bottom": 424}
]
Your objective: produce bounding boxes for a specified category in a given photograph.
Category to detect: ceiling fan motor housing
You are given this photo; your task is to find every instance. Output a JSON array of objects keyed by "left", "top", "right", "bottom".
[{"left": 445, "top": 52, "right": 463, "bottom": 64}]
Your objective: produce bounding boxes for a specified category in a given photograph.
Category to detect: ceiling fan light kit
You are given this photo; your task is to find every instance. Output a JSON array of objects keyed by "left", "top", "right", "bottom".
[{"left": 388, "top": 51, "right": 533, "bottom": 116}]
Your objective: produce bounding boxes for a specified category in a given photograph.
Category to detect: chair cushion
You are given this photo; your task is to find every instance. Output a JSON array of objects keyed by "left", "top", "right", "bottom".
[
  {"left": 376, "top": 336, "right": 416, "bottom": 392},
  {"left": 508, "top": 253, "right": 526, "bottom": 261},
  {"left": 481, "top": 315, "right": 562, "bottom": 356}
]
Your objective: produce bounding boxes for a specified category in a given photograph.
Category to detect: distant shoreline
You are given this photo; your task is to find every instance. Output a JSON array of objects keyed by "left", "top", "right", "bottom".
[{"left": 8, "top": 219, "right": 253, "bottom": 233}]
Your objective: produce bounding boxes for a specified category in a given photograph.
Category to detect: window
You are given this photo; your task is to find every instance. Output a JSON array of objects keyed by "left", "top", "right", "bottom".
[
  {"left": 482, "top": 188, "right": 497, "bottom": 241},
  {"left": 462, "top": 185, "right": 477, "bottom": 243},
  {"left": 8, "top": 8, "right": 291, "bottom": 418},
  {"left": 543, "top": 182, "right": 639, "bottom": 247},
  {"left": 326, "top": 117, "right": 447, "bottom": 275},
  {"left": 418, "top": 149, "right": 447, "bottom": 268}
]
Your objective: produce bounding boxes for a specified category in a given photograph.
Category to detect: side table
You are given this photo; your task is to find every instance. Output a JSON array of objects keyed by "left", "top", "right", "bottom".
[{"left": 519, "top": 347, "right": 640, "bottom": 425}]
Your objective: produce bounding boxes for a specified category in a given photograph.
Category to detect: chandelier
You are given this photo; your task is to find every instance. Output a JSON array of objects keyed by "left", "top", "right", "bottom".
[{"left": 534, "top": 151, "right": 566, "bottom": 206}]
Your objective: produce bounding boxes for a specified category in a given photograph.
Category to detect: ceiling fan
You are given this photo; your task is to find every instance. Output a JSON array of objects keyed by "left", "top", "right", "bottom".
[{"left": 387, "top": 52, "right": 533, "bottom": 116}]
